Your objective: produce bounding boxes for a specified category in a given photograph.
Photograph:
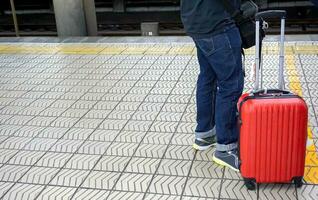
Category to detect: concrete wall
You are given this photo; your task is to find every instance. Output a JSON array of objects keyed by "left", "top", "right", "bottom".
[{"left": 53, "top": 0, "right": 87, "bottom": 36}]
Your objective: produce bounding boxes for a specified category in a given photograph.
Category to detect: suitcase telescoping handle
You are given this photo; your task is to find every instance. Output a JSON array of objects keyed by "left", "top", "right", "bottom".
[{"left": 254, "top": 10, "right": 287, "bottom": 92}]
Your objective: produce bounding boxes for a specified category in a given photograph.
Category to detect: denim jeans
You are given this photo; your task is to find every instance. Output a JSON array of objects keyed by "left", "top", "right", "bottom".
[{"left": 193, "top": 25, "right": 244, "bottom": 152}]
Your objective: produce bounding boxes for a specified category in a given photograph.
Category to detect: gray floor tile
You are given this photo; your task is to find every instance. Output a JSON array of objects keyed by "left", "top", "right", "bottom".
[
  {"left": 50, "top": 169, "right": 90, "bottom": 187},
  {"left": 223, "top": 167, "right": 242, "bottom": 180},
  {"left": 0, "top": 125, "right": 22, "bottom": 136},
  {"left": 50, "top": 117, "right": 80, "bottom": 128},
  {"left": 99, "top": 119, "right": 128, "bottom": 130},
  {"left": 62, "top": 128, "right": 94, "bottom": 140},
  {"left": 258, "top": 184, "right": 297, "bottom": 200},
  {"left": 78, "top": 141, "right": 111, "bottom": 155},
  {"left": 1, "top": 183, "right": 44, "bottom": 200},
  {"left": 182, "top": 197, "right": 216, "bottom": 200},
  {"left": 157, "top": 159, "right": 191, "bottom": 176},
  {"left": 195, "top": 148, "right": 215, "bottom": 161},
  {"left": 176, "top": 122, "right": 195, "bottom": 134},
  {"left": 13, "top": 126, "right": 45, "bottom": 138},
  {"left": 183, "top": 178, "right": 221, "bottom": 198},
  {"left": 220, "top": 180, "right": 257, "bottom": 200},
  {"left": 171, "top": 133, "right": 193, "bottom": 146},
  {"left": 135, "top": 144, "right": 167, "bottom": 158},
  {"left": 107, "top": 191, "right": 144, "bottom": 200},
  {"left": 0, "top": 164, "right": 30, "bottom": 182},
  {"left": 82, "top": 171, "right": 120, "bottom": 190},
  {"left": 108, "top": 110, "right": 135, "bottom": 120},
  {"left": 126, "top": 157, "right": 160, "bottom": 174},
  {"left": 156, "top": 112, "right": 183, "bottom": 122},
  {"left": 35, "top": 152, "right": 73, "bottom": 168},
  {"left": 144, "top": 94, "right": 168, "bottom": 103},
  {"left": 0, "top": 149, "right": 20, "bottom": 164},
  {"left": 8, "top": 150, "right": 45, "bottom": 166},
  {"left": 72, "top": 188, "right": 110, "bottom": 200},
  {"left": 65, "top": 154, "right": 100, "bottom": 170},
  {"left": 142, "top": 132, "right": 173, "bottom": 145},
  {"left": 61, "top": 108, "right": 89, "bottom": 118},
  {"left": 0, "top": 182, "right": 15, "bottom": 198},
  {"left": 115, "top": 173, "right": 153, "bottom": 192},
  {"left": 190, "top": 160, "right": 223, "bottom": 179},
  {"left": 132, "top": 111, "right": 159, "bottom": 121},
  {"left": 23, "top": 138, "right": 59, "bottom": 151},
  {"left": 49, "top": 139, "right": 84, "bottom": 153},
  {"left": 123, "top": 120, "right": 153, "bottom": 132},
  {"left": 164, "top": 145, "right": 195, "bottom": 160},
  {"left": 74, "top": 118, "right": 104, "bottom": 129},
  {"left": 0, "top": 136, "right": 9, "bottom": 143},
  {"left": 84, "top": 109, "right": 112, "bottom": 119},
  {"left": 180, "top": 112, "right": 196, "bottom": 123},
  {"left": 138, "top": 103, "right": 164, "bottom": 112},
  {"left": 150, "top": 121, "right": 179, "bottom": 133},
  {"left": 0, "top": 136, "right": 33, "bottom": 150},
  {"left": 95, "top": 155, "right": 129, "bottom": 172},
  {"left": 19, "top": 166, "right": 60, "bottom": 184},
  {"left": 149, "top": 175, "right": 186, "bottom": 195},
  {"left": 38, "top": 108, "right": 66, "bottom": 117},
  {"left": 182, "top": 196, "right": 217, "bottom": 200},
  {"left": 144, "top": 194, "right": 181, "bottom": 200},
  {"left": 36, "top": 186, "right": 77, "bottom": 200},
  {"left": 5, "top": 115, "right": 34, "bottom": 126},
  {"left": 297, "top": 184, "right": 318, "bottom": 200},
  {"left": 105, "top": 142, "right": 139, "bottom": 157},
  {"left": 114, "top": 131, "right": 146, "bottom": 143}
]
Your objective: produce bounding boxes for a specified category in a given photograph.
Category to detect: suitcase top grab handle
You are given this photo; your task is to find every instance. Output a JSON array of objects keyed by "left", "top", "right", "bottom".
[
  {"left": 252, "top": 89, "right": 291, "bottom": 96},
  {"left": 255, "top": 10, "right": 286, "bottom": 21},
  {"left": 254, "top": 10, "right": 286, "bottom": 91}
]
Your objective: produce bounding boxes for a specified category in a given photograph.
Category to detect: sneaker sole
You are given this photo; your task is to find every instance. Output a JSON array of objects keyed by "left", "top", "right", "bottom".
[
  {"left": 212, "top": 154, "right": 240, "bottom": 172},
  {"left": 192, "top": 143, "right": 215, "bottom": 151}
]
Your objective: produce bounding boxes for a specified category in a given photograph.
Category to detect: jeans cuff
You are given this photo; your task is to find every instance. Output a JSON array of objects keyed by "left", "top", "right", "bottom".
[
  {"left": 195, "top": 127, "right": 216, "bottom": 139},
  {"left": 216, "top": 142, "right": 237, "bottom": 151}
]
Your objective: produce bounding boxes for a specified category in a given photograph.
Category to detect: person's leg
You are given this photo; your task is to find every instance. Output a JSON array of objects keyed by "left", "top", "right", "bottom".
[
  {"left": 194, "top": 25, "right": 244, "bottom": 171},
  {"left": 193, "top": 45, "right": 217, "bottom": 150}
]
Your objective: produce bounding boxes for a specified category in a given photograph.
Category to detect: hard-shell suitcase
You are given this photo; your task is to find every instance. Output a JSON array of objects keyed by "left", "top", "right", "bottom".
[{"left": 238, "top": 10, "right": 308, "bottom": 190}]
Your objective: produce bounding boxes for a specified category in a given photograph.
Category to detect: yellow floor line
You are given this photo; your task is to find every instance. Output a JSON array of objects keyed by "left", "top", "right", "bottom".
[
  {"left": 0, "top": 44, "right": 317, "bottom": 55},
  {"left": 286, "top": 54, "right": 318, "bottom": 184}
]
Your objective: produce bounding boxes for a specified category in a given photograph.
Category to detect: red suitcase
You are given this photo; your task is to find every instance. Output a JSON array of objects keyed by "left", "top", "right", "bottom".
[{"left": 238, "top": 10, "right": 308, "bottom": 190}]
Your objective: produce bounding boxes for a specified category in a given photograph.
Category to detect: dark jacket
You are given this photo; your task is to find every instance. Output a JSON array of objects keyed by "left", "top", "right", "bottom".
[{"left": 180, "top": 0, "right": 241, "bottom": 38}]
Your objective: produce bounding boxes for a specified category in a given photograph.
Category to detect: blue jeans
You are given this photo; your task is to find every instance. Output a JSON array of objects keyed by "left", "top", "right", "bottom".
[{"left": 193, "top": 25, "right": 244, "bottom": 152}]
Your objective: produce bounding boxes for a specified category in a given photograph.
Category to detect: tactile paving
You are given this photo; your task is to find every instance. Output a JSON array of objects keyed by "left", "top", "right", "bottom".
[{"left": 0, "top": 39, "right": 317, "bottom": 200}]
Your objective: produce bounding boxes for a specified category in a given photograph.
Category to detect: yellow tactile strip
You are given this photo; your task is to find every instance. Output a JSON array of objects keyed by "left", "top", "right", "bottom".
[
  {"left": 0, "top": 44, "right": 195, "bottom": 55},
  {"left": 0, "top": 43, "right": 317, "bottom": 55},
  {"left": 286, "top": 54, "right": 318, "bottom": 184}
]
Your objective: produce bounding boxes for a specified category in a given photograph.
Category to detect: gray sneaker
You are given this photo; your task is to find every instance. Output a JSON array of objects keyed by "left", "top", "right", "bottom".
[
  {"left": 192, "top": 136, "right": 216, "bottom": 151},
  {"left": 212, "top": 149, "right": 240, "bottom": 172}
]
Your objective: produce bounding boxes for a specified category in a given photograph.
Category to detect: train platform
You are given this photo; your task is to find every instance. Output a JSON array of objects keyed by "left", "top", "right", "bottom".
[{"left": 0, "top": 36, "right": 317, "bottom": 200}]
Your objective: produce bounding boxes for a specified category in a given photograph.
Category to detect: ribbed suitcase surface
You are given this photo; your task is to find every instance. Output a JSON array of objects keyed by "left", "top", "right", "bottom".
[{"left": 239, "top": 94, "right": 308, "bottom": 183}]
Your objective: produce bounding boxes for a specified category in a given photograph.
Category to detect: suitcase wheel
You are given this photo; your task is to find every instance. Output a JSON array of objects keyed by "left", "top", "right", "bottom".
[
  {"left": 293, "top": 177, "right": 303, "bottom": 188},
  {"left": 244, "top": 178, "right": 256, "bottom": 190}
]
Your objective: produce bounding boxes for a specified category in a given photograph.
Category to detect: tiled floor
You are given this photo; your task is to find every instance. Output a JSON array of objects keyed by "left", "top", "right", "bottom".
[{"left": 0, "top": 37, "right": 317, "bottom": 200}]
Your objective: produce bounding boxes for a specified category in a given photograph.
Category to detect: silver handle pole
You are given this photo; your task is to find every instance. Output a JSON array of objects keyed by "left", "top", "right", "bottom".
[
  {"left": 10, "top": 0, "right": 19, "bottom": 37},
  {"left": 278, "top": 18, "right": 285, "bottom": 90},
  {"left": 254, "top": 20, "right": 260, "bottom": 91},
  {"left": 260, "top": 50, "right": 263, "bottom": 89}
]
